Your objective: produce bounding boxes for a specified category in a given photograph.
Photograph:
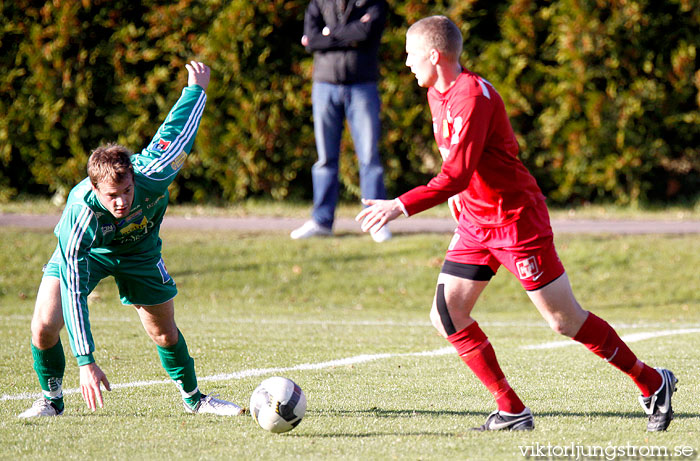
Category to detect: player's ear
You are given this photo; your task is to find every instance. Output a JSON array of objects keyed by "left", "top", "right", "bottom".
[{"left": 429, "top": 48, "right": 440, "bottom": 66}]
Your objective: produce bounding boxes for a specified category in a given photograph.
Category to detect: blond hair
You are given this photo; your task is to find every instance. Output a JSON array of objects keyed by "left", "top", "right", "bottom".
[
  {"left": 87, "top": 143, "right": 134, "bottom": 187},
  {"left": 407, "top": 16, "right": 463, "bottom": 61}
]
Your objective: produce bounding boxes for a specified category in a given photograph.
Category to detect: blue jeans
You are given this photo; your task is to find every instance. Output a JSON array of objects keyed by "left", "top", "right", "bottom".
[{"left": 311, "top": 81, "right": 386, "bottom": 229}]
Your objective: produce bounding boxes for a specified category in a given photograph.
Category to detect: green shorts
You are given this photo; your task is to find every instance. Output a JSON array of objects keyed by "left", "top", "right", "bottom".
[{"left": 44, "top": 245, "right": 178, "bottom": 306}]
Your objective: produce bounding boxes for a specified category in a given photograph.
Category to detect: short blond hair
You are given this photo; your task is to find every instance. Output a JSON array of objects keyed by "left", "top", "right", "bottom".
[
  {"left": 407, "top": 16, "right": 463, "bottom": 61},
  {"left": 87, "top": 143, "right": 134, "bottom": 187}
]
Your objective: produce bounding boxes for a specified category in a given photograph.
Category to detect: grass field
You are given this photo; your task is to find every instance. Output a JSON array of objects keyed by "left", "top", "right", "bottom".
[
  {"left": 0, "top": 226, "right": 698, "bottom": 460},
  {"left": 1, "top": 196, "right": 700, "bottom": 220}
]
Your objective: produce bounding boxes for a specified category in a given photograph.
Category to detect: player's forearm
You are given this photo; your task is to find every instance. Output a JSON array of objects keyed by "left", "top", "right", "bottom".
[
  {"left": 133, "top": 86, "right": 206, "bottom": 181},
  {"left": 57, "top": 236, "right": 97, "bottom": 367},
  {"left": 61, "top": 294, "right": 96, "bottom": 366},
  {"left": 66, "top": 312, "right": 96, "bottom": 366},
  {"left": 162, "top": 86, "right": 206, "bottom": 150},
  {"left": 399, "top": 186, "right": 457, "bottom": 216}
]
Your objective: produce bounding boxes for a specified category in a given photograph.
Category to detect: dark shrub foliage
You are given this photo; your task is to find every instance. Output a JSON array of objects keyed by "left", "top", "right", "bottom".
[{"left": 1, "top": 0, "right": 697, "bottom": 205}]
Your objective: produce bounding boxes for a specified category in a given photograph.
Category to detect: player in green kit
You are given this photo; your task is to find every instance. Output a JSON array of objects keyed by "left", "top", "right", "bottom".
[{"left": 19, "top": 61, "right": 244, "bottom": 418}]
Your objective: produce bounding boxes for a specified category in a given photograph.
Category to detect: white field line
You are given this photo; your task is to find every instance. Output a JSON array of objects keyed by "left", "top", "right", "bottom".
[
  {"left": 4, "top": 314, "right": 699, "bottom": 331},
  {"left": 0, "top": 347, "right": 454, "bottom": 402},
  {"left": 521, "top": 327, "right": 700, "bottom": 350},
  {"left": 3, "top": 328, "right": 698, "bottom": 402}
]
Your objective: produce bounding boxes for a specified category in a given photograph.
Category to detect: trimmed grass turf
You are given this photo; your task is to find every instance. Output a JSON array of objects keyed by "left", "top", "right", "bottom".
[
  {"left": 0, "top": 227, "right": 698, "bottom": 460},
  {"left": 2, "top": 196, "right": 700, "bottom": 220}
]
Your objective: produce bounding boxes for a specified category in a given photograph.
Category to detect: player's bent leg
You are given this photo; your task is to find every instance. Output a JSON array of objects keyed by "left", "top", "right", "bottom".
[
  {"left": 528, "top": 273, "right": 672, "bottom": 431},
  {"left": 575, "top": 310, "right": 671, "bottom": 431},
  {"left": 31, "top": 276, "right": 64, "bottom": 348},
  {"left": 433, "top": 271, "right": 529, "bottom": 426},
  {"left": 429, "top": 273, "right": 486, "bottom": 337},
  {"left": 525, "top": 272, "right": 587, "bottom": 337},
  {"left": 135, "top": 299, "right": 179, "bottom": 347},
  {"left": 136, "top": 300, "right": 199, "bottom": 405},
  {"left": 19, "top": 276, "right": 66, "bottom": 418},
  {"left": 135, "top": 300, "right": 244, "bottom": 416}
]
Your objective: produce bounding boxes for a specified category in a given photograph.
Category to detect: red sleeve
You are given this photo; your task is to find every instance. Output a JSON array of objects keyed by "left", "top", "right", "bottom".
[{"left": 399, "top": 95, "right": 493, "bottom": 216}]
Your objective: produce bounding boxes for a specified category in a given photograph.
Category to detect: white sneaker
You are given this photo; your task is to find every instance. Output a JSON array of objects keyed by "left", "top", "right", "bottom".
[
  {"left": 18, "top": 398, "right": 64, "bottom": 418},
  {"left": 370, "top": 224, "right": 392, "bottom": 243},
  {"left": 290, "top": 220, "right": 332, "bottom": 239},
  {"left": 184, "top": 394, "right": 245, "bottom": 416}
]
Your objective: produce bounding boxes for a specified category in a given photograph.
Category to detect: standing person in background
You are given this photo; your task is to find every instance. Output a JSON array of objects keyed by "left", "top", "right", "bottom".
[
  {"left": 291, "top": 0, "right": 392, "bottom": 242},
  {"left": 19, "top": 61, "right": 244, "bottom": 418},
  {"left": 356, "top": 16, "right": 677, "bottom": 432}
]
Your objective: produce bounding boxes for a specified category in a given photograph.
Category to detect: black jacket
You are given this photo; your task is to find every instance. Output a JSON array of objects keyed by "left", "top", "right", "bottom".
[{"left": 303, "top": 0, "right": 388, "bottom": 84}]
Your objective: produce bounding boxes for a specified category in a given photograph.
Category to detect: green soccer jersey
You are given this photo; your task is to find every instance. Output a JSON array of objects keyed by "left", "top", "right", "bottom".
[{"left": 52, "top": 85, "right": 206, "bottom": 365}]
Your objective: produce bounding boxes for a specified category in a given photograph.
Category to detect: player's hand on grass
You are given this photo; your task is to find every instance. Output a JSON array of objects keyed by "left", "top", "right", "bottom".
[
  {"left": 356, "top": 198, "right": 403, "bottom": 233},
  {"left": 79, "top": 362, "right": 111, "bottom": 411},
  {"left": 186, "top": 61, "right": 210, "bottom": 90}
]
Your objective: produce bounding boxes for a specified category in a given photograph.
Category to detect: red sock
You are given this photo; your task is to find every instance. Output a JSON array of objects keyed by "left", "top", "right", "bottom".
[
  {"left": 447, "top": 322, "right": 525, "bottom": 414},
  {"left": 573, "top": 313, "right": 662, "bottom": 397}
]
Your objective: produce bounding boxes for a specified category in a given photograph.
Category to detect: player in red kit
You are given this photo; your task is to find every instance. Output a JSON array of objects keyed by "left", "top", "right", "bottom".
[{"left": 356, "top": 15, "right": 677, "bottom": 432}]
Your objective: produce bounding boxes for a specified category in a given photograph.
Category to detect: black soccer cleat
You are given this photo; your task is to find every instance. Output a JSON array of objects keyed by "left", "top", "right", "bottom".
[
  {"left": 639, "top": 368, "right": 677, "bottom": 432},
  {"left": 472, "top": 407, "right": 534, "bottom": 431}
]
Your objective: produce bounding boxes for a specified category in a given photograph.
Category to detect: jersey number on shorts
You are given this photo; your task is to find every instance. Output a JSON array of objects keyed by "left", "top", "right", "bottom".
[{"left": 157, "top": 258, "right": 172, "bottom": 284}]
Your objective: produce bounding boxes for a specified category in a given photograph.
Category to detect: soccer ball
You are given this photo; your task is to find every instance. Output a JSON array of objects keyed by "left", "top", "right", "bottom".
[{"left": 250, "top": 377, "right": 306, "bottom": 433}]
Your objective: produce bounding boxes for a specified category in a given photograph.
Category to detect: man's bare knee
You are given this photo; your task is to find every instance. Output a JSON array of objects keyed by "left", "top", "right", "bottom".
[
  {"left": 546, "top": 316, "right": 574, "bottom": 337},
  {"left": 149, "top": 329, "right": 179, "bottom": 347},
  {"left": 545, "top": 309, "right": 588, "bottom": 337},
  {"left": 527, "top": 273, "right": 587, "bottom": 338},
  {"left": 135, "top": 301, "right": 179, "bottom": 347},
  {"left": 30, "top": 316, "right": 61, "bottom": 349},
  {"left": 30, "top": 278, "right": 63, "bottom": 349}
]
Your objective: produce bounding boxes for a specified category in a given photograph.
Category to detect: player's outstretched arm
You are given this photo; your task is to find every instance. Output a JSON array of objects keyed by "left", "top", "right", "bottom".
[
  {"left": 185, "top": 61, "right": 210, "bottom": 90},
  {"left": 131, "top": 60, "right": 209, "bottom": 184}
]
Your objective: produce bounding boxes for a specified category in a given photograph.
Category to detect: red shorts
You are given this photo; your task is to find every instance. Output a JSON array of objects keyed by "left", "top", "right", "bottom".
[{"left": 445, "top": 200, "right": 565, "bottom": 291}]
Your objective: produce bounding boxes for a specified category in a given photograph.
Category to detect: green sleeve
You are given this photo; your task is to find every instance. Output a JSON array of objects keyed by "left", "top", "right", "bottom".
[
  {"left": 55, "top": 203, "right": 99, "bottom": 366},
  {"left": 130, "top": 85, "right": 207, "bottom": 190}
]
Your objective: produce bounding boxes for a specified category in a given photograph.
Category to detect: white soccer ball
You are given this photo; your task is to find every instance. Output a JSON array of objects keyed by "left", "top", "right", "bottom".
[{"left": 250, "top": 377, "right": 306, "bottom": 433}]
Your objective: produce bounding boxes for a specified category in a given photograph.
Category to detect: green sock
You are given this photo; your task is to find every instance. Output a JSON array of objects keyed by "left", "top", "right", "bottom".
[
  {"left": 31, "top": 340, "right": 65, "bottom": 411},
  {"left": 157, "top": 329, "right": 201, "bottom": 409}
]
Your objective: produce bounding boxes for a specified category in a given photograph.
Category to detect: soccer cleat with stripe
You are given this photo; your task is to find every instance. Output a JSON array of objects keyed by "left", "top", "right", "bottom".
[
  {"left": 184, "top": 394, "right": 245, "bottom": 416},
  {"left": 639, "top": 368, "right": 677, "bottom": 432},
  {"left": 18, "top": 398, "right": 64, "bottom": 418},
  {"left": 472, "top": 407, "right": 534, "bottom": 431}
]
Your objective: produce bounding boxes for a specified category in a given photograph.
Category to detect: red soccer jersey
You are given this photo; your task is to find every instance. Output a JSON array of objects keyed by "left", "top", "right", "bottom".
[{"left": 398, "top": 70, "right": 544, "bottom": 227}]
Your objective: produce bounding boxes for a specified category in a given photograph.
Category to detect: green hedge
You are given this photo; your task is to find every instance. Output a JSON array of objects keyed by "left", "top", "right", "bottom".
[{"left": 1, "top": 0, "right": 698, "bottom": 205}]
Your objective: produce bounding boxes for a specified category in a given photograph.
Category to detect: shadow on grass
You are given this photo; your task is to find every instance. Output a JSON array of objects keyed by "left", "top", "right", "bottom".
[
  {"left": 295, "top": 407, "right": 700, "bottom": 438},
  {"left": 313, "top": 407, "right": 484, "bottom": 418},
  {"left": 310, "top": 407, "right": 699, "bottom": 421}
]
